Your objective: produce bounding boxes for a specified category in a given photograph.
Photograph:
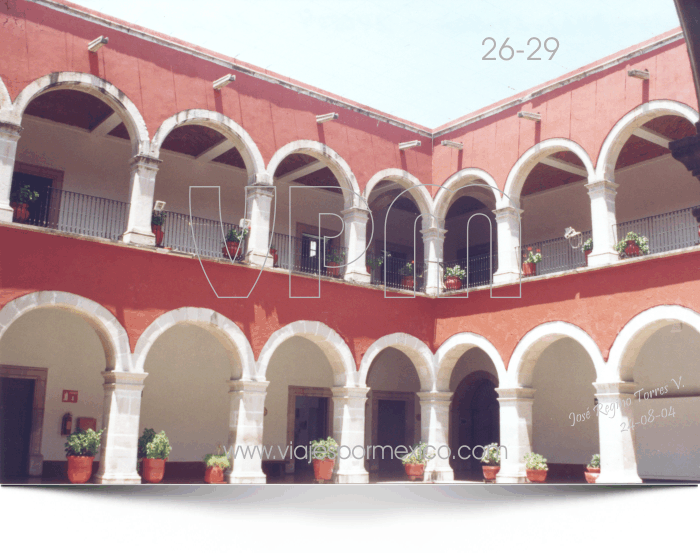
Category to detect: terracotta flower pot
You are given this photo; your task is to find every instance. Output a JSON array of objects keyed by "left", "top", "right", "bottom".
[
  {"left": 404, "top": 463, "right": 425, "bottom": 481},
  {"left": 444, "top": 276, "right": 462, "bottom": 290},
  {"left": 326, "top": 262, "right": 341, "bottom": 277},
  {"left": 585, "top": 466, "right": 600, "bottom": 484},
  {"left": 313, "top": 458, "right": 335, "bottom": 482},
  {"left": 624, "top": 240, "right": 641, "bottom": 257},
  {"left": 152, "top": 224, "right": 164, "bottom": 247},
  {"left": 223, "top": 241, "right": 241, "bottom": 259},
  {"left": 11, "top": 202, "right": 30, "bottom": 223},
  {"left": 204, "top": 465, "right": 226, "bottom": 484},
  {"left": 269, "top": 248, "right": 278, "bottom": 266},
  {"left": 66, "top": 455, "right": 94, "bottom": 484},
  {"left": 142, "top": 458, "right": 166, "bottom": 483},
  {"left": 401, "top": 276, "right": 415, "bottom": 289},
  {"left": 584, "top": 249, "right": 592, "bottom": 266},
  {"left": 526, "top": 468, "right": 547, "bottom": 483},
  {"left": 482, "top": 465, "right": 500, "bottom": 482},
  {"left": 522, "top": 262, "right": 536, "bottom": 276}
]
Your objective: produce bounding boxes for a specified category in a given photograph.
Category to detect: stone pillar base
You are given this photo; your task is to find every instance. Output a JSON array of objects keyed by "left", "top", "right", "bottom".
[
  {"left": 426, "top": 468, "right": 454, "bottom": 483},
  {"left": 334, "top": 469, "right": 370, "bottom": 484},
  {"left": 596, "top": 470, "right": 643, "bottom": 484},
  {"left": 94, "top": 471, "right": 143, "bottom": 485},
  {"left": 495, "top": 472, "right": 529, "bottom": 484},
  {"left": 493, "top": 271, "right": 520, "bottom": 285},
  {"left": 0, "top": 204, "right": 13, "bottom": 223},
  {"left": 123, "top": 229, "right": 156, "bottom": 246},
  {"left": 227, "top": 471, "right": 267, "bottom": 484},
  {"left": 29, "top": 454, "right": 44, "bottom": 476},
  {"left": 344, "top": 270, "right": 371, "bottom": 284},
  {"left": 246, "top": 251, "right": 274, "bottom": 267},
  {"left": 587, "top": 250, "right": 619, "bottom": 267}
]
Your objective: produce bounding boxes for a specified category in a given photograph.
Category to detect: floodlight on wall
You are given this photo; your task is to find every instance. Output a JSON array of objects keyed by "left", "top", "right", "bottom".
[
  {"left": 518, "top": 111, "right": 541, "bottom": 122},
  {"left": 628, "top": 69, "right": 650, "bottom": 80},
  {"left": 398, "top": 140, "right": 421, "bottom": 150},
  {"left": 441, "top": 140, "right": 463, "bottom": 150},
  {"left": 564, "top": 226, "right": 582, "bottom": 249},
  {"left": 153, "top": 200, "right": 166, "bottom": 212},
  {"left": 88, "top": 36, "right": 109, "bottom": 52},
  {"left": 213, "top": 74, "right": 236, "bottom": 90},
  {"left": 671, "top": 321, "right": 683, "bottom": 332},
  {"left": 316, "top": 113, "right": 339, "bottom": 124},
  {"left": 239, "top": 218, "right": 251, "bottom": 229}
]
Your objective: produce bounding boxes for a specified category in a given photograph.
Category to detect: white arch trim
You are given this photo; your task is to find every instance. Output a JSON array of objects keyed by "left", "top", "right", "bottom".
[
  {"left": 502, "top": 138, "right": 595, "bottom": 208},
  {"left": 132, "top": 307, "right": 256, "bottom": 379},
  {"left": 363, "top": 168, "right": 433, "bottom": 216},
  {"left": 506, "top": 321, "right": 605, "bottom": 387},
  {"left": 0, "top": 74, "right": 10, "bottom": 113},
  {"left": 607, "top": 305, "right": 700, "bottom": 382},
  {"left": 434, "top": 332, "right": 507, "bottom": 391},
  {"left": 150, "top": 109, "right": 267, "bottom": 185},
  {"left": 10, "top": 72, "right": 149, "bottom": 157},
  {"left": 267, "top": 140, "right": 361, "bottom": 208},
  {"left": 434, "top": 168, "right": 502, "bottom": 222},
  {"left": 256, "top": 320, "right": 357, "bottom": 386},
  {"left": 0, "top": 291, "right": 132, "bottom": 372},
  {"left": 595, "top": 100, "right": 700, "bottom": 182},
  {"left": 358, "top": 332, "right": 435, "bottom": 392}
]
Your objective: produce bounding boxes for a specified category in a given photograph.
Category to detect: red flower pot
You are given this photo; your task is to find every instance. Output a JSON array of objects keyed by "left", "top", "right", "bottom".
[
  {"left": 269, "top": 248, "right": 278, "bottom": 266},
  {"left": 366, "top": 265, "right": 372, "bottom": 274},
  {"left": 584, "top": 466, "right": 600, "bottom": 484},
  {"left": 445, "top": 276, "right": 462, "bottom": 290},
  {"left": 11, "top": 202, "right": 30, "bottom": 223},
  {"left": 526, "top": 468, "right": 547, "bottom": 483},
  {"left": 223, "top": 241, "right": 241, "bottom": 259},
  {"left": 313, "top": 458, "right": 335, "bottom": 482},
  {"left": 142, "top": 458, "right": 166, "bottom": 483},
  {"left": 401, "top": 276, "right": 415, "bottom": 289},
  {"left": 624, "top": 240, "right": 641, "bottom": 257},
  {"left": 66, "top": 455, "right": 94, "bottom": 484},
  {"left": 404, "top": 463, "right": 425, "bottom": 481},
  {"left": 204, "top": 465, "right": 226, "bottom": 484},
  {"left": 522, "top": 262, "right": 536, "bottom": 276},
  {"left": 152, "top": 224, "right": 164, "bottom": 247},
  {"left": 326, "top": 262, "right": 341, "bottom": 277},
  {"left": 482, "top": 465, "right": 500, "bottom": 482},
  {"left": 584, "top": 249, "right": 592, "bottom": 266}
]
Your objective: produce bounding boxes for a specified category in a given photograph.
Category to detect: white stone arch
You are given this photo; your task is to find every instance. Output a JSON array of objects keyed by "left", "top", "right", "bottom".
[
  {"left": 607, "top": 305, "right": 700, "bottom": 382},
  {"left": 267, "top": 140, "right": 361, "bottom": 208},
  {"left": 132, "top": 307, "right": 256, "bottom": 379},
  {"left": 596, "top": 100, "right": 699, "bottom": 182},
  {"left": 0, "top": 74, "right": 10, "bottom": 113},
  {"left": 150, "top": 109, "right": 268, "bottom": 185},
  {"left": 256, "top": 321, "right": 356, "bottom": 386},
  {"left": 434, "top": 168, "right": 502, "bottom": 222},
  {"left": 434, "top": 332, "right": 507, "bottom": 392},
  {"left": 0, "top": 291, "right": 131, "bottom": 372},
  {"left": 358, "top": 333, "right": 435, "bottom": 392},
  {"left": 507, "top": 321, "right": 605, "bottom": 387},
  {"left": 364, "top": 168, "right": 433, "bottom": 217},
  {"left": 502, "top": 138, "right": 595, "bottom": 208},
  {"left": 9, "top": 72, "right": 149, "bottom": 157}
]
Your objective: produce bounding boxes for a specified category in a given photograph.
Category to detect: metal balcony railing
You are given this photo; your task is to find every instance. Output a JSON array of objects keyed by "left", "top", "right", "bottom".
[
  {"left": 161, "top": 211, "right": 247, "bottom": 260},
  {"left": 366, "top": 249, "right": 426, "bottom": 292},
  {"left": 520, "top": 230, "right": 592, "bottom": 277},
  {"left": 442, "top": 252, "right": 499, "bottom": 290},
  {"left": 269, "top": 232, "right": 348, "bottom": 279},
  {"left": 614, "top": 205, "right": 700, "bottom": 255}
]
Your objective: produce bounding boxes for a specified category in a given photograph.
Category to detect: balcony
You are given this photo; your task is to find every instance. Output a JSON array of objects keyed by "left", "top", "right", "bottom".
[
  {"left": 441, "top": 253, "right": 499, "bottom": 291},
  {"left": 520, "top": 230, "right": 592, "bottom": 277},
  {"left": 366, "top": 249, "right": 427, "bottom": 293},
  {"left": 614, "top": 205, "right": 700, "bottom": 255},
  {"left": 269, "top": 232, "right": 348, "bottom": 279}
]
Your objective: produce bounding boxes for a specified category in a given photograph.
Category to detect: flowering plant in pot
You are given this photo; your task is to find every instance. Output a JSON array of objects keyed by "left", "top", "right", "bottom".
[
  {"left": 64, "top": 428, "right": 103, "bottom": 484},
  {"left": 138, "top": 428, "right": 171, "bottom": 483},
  {"left": 444, "top": 264, "right": 466, "bottom": 291},
  {"left": 585, "top": 453, "right": 600, "bottom": 484},
  {"left": 325, "top": 250, "right": 345, "bottom": 278},
  {"left": 401, "top": 441, "right": 434, "bottom": 481},
  {"left": 366, "top": 254, "right": 384, "bottom": 275},
  {"left": 615, "top": 231, "right": 649, "bottom": 258},
  {"left": 399, "top": 260, "right": 417, "bottom": 288},
  {"left": 522, "top": 247, "right": 542, "bottom": 276},
  {"left": 582, "top": 238, "right": 593, "bottom": 265},
  {"left": 10, "top": 184, "right": 40, "bottom": 223},
  {"left": 151, "top": 210, "right": 166, "bottom": 247},
  {"left": 204, "top": 446, "right": 231, "bottom": 484},
  {"left": 223, "top": 227, "right": 249, "bottom": 259},
  {"left": 309, "top": 436, "right": 338, "bottom": 483},
  {"left": 523, "top": 452, "right": 548, "bottom": 483},
  {"left": 480, "top": 443, "right": 501, "bottom": 482}
]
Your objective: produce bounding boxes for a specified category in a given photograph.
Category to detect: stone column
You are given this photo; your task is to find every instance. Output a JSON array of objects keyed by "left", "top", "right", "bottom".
[
  {"left": 421, "top": 225, "right": 446, "bottom": 295},
  {"left": 586, "top": 180, "right": 619, "bottom": 267},
  {"left": 94, "top": 371, "right": 147, "bottom": 484},
  {"left": 495, "top": 387, "right": 534, "bottom": 483},
  {"left": 123, "top": 155, "right": 161, "bottom": 246},
  {"left": 227, "top": 380, "right": 269, "bottom": 484},
  {"left": 245, "top": 186, "right": 275, "bottom": 266},
  {"left": 492, "top": 207, "right": 523, "bottom": 285},
  {"left": 417, "top": 391, "right": 454, "bottom": 482},
  {"left": 593, "top": 381, "right": 642, "bottom": 483},
  {"left": 341, "top": 207, "right": 371, "bottom": 283},
  {"left": 331, "top": 386, "right": 370, "bottom": 484},
  {"left": 0, "top": 122, "right": 22, "bottom": 223}
]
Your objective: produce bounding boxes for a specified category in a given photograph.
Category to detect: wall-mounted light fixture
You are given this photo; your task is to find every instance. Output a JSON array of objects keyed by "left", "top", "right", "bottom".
[
  {"left": 398, "top": 140, "right": 421, "bottom": 150},
  {"left": 213, "top": 74, "right": 236, "bottom": 90},
  {"left": 88, "top": 36, "right": 109, "bottom": 52},
  {"left": 518, "top": 111, "right": 541, "bottom": 122},
  {"left": 441, "top": 140, "right": 463, "bottom": 150},
  {"left": 153, "top": 200, "right": 166, "bottom": 212},
  {"left": 316, "top": 113, "right": 339, "bottom": 124},
  {"left": 628, "top": 69, "right": 650, "bottom": 80}
]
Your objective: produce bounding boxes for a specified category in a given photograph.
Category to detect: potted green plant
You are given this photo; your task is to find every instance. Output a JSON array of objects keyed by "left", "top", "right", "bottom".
[
  {"left": 585, "top": 453, "right": 600, "bottom": 484},
  {"left": 399, "top": 260, "right": 417, "bottom": 289},
  {"left": 309, "top": 436, "right": 338, "bottom": 483},
  {"left": 138, "top": 428, "right": 171, "bottom": 483},
  {"left": 223, "top": 227, "right": 249, "bottom": 259},
  {"left": 582, "top": 238, "right": 593, "bottom": 265},
  {"left": 444, "top": 264, "right": 466, "bottom": 290},
  {"left": 366, "top": 255, "right": 384, "bottom": 275},
  {"left": 204, "top": 446, "right": 231, "bottom": 484},
  {"left": 10, "top": 184, "right": 40, "bottom": 223},
  {"left": 64, "top": 428, "right": 103, "bottom": 484},
  {"left": 615, "top": 231, "right": 649, "bottom": 258},
  {"left": 325, "top": 250, "right": 345, "bottom": 278},
  {"left": 522, "top": 247, "right": 542, "bottom": 276},
  {"left": 480, "top": 443, "right": 501, "bottom": 482},
  {"left": 151, "top": 210, "right": 166, "bottom": 247},
  {"left": 401, "top": 441, "right": 434, "bottom": 481},
  {"left": 523, "top": 452, "right": 548, "bottom": 483}
]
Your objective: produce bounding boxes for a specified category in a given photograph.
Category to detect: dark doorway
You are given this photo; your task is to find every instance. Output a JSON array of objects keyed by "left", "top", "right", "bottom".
[
  {"left": 300, "top": 234, "right": 321, "bottom": 274},
  {"left": 0, "top": 377, "right": 35, "bottom": 482},
  {"left": 293, "top": 395, "right": 329, "bottom": 478},
  {"left": 376, "top": 399, "right": 406, "bottom": 478},
  {"left": 11, "top": 172, "right": 53, "bottom": 227}
]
